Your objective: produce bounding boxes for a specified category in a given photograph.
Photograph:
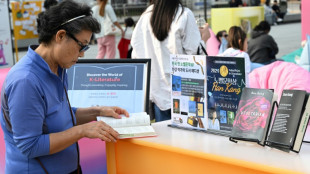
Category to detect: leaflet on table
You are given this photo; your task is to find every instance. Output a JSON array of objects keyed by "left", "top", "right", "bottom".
[
  {"left": 67, "top": 64, "right": 146, "bottom": 113},
  {"left": 206, "top": 56, "right": 246, "bottom": 135},
  {"left": 170, "top": 54, "right": 207, "bottom": 131}
]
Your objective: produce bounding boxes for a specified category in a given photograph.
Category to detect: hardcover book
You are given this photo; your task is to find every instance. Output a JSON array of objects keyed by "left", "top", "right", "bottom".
[
  {"left": 293, "top": 96, "right": 310, "bottom": 152},
  {"left": 229, "top": 88, "right": 277, "bottom": 145},
  {"left": 97, "top": 112, "right": 156, "bottom": 139},
  {"left": 266, "top": 90, "right": 309, "bottom": 152}
]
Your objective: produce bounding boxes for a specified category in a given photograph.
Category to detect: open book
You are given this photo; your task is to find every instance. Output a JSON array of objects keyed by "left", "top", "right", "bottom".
[{"left": 97, "top": 112, "right": 157, "bottom": 139}]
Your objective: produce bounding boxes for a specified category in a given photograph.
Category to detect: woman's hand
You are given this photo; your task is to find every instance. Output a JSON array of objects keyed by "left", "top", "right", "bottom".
[
  {"left": 80, "top": 121, "right": 119, "bottom": 142},
  {"left": 49, "top": 119, "right": 121, "bottom": 154},
  {"left": 199, "top": 23, "right": 211, "bottom": 43},
  {"left": 98, "top": 106, "right": 129, "bottom": 119}
]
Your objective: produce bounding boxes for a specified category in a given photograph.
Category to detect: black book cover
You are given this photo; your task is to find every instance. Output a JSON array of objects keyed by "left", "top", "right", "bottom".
[
  {"left": 267, "top": 90, "right": 307, "bottom": 149},
  {"left": 230, "top": 88, "right": 276, "bottom": 145}
]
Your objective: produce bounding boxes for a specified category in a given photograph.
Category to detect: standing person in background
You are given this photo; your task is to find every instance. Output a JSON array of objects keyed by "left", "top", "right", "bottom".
[
  {"left": 264, "top": 0, "right": 278, "bottom": 25},
  {"left": 247, "top": 21, "right": 279, "bottom": 64},
  {"left": 272, "top": 0, "right": 285, "bottom": 20},
  {"left": 0, "top": 1, "right": 129, "bottom": 173},
  {"left": 218, "top": 26, "right": 251, "bottom": 87},
  {"left": 43, "top": 0, "right": 58, "bottom": 10},
  {"left": 92, "top": 0, "right": 124, "bottom": 59},
  {"left": 118, "top": 17, "right": 135, "bottom": 58},
  {"left": 229, "top": 0, "right": 243, "bottom": 7},
  {"left": 131, "top": 0, "right": 210, "bottom": 122}
]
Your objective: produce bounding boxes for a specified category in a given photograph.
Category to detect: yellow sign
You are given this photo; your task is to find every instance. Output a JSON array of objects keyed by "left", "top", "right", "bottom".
[
  {"left": 211, "top": 6, "right": 264, "bottom": 38},
  {"left": 11, "top": 1, "right": 43, "bottom": 40}
]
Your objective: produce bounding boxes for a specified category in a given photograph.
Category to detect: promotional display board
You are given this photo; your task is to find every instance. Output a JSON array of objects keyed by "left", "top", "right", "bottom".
[
  {"left": 170, "top": 54, "right": 207, "bottom": 131},
  {"left": 206, "top": 56, "right": 246, "bottom": 135},
  {"left": 67, "top": 59, "right": 150, "bottom": 174},
  {"left": 10, "top": 1, "right": 43, "bottom": 40},
  {"left": 170, "top": 55, "right": 246, "bottom": 136},
  {"left": 0, "top": 0, "right": 14, "bottom": 68},
  {"left": 67, "top": 59, "right": 151, "bottom": 113}
]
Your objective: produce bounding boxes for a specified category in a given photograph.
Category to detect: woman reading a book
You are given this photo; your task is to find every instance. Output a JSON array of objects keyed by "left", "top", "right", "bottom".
[{"left": 0, "top": 1, "right": 128, "bottom": 173}]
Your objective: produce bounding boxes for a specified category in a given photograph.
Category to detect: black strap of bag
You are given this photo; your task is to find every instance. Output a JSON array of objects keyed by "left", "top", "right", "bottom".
[
  {"left": 197, "top": 43, "right": 208, "bottom": 56},
  {"left": 64, "top": 86, "right": 81, "bottom": 174},
  {"left": 32, "top": 87, "right": 81, "bottom": 174},
  {"left": 1, "top": 87, "right": 81, "bottom": 174}
]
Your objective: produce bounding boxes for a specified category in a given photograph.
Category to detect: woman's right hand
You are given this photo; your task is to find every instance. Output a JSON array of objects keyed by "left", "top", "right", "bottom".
[
  {"left": 81, "top": 121, "right": 119, "bottom": 142},
  {"left": 199, "top": 23, "right": 211, "bottom": 43}
]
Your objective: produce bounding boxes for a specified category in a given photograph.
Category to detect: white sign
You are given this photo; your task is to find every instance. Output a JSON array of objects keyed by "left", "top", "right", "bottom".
[
  {"left": 170, "top": 54, "right": 208, "bottom": 131},
  {"left": 0, "top": 1, "right": 14, "bottom": 68}
]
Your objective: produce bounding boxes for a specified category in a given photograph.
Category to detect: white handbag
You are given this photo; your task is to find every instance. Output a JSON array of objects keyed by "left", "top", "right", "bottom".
[{"left": 103, "top": 15, "right": 120, "bottom": 36}]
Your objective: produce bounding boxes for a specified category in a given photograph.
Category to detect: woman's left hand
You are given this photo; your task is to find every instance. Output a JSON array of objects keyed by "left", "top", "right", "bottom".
[{"left": 98, "top": 106, "right": 129, "bottom": 119}]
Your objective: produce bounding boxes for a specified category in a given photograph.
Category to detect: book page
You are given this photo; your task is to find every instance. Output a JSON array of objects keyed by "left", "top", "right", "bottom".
[
  {"left": 96, "top": 112, "right": 150, "bottom": 128},
  {"left": 115, "top": 125, "right": 155, "bottom": 135}
]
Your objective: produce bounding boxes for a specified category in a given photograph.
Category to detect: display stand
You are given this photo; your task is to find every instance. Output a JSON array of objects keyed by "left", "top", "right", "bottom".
[{"left": 106, "top": 121, "right": 310, "bottom": 174}]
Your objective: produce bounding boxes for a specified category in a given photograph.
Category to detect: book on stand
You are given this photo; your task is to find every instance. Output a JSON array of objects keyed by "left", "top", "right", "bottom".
[
  {"left": 97, "top": 112, "right": 156, "bottom": 139},
  {"left": 266, "top": 90, "right": 310, "bottom": 153},
  {"left": 229, "top": 88, "right": 278, "bottom": 145}
]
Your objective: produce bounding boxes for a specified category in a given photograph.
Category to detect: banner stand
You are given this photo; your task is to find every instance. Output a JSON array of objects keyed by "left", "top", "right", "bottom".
[{"left": 0, "top": 0, "right": 14, "bottom": 68}]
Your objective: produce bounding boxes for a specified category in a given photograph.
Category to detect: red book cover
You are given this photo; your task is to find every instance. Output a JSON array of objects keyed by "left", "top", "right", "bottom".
[{"left": 230, "top": 88, "right": 276, "bottom": 145}]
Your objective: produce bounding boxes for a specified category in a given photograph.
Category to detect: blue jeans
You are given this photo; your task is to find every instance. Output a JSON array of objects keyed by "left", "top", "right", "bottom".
[{"left": 154, "top": 103, "right": 171, "bottom": 122}]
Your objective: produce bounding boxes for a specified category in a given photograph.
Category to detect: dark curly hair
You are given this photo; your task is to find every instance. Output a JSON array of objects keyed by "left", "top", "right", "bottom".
[
  {"left": 253, "top": 21, "right": 271, "bottom": 33},
  {"left": 37, "top": 0, "right": 101, "bottom": 44},
  {"left": 43, "top": 0, "right": 58, "bottom": 10},
  {"left": 125, "top": 17, "right": 135, "bottom": 27}
]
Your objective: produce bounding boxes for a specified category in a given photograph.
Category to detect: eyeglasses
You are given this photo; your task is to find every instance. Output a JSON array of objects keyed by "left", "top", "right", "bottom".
[{"left": 66, "top": 32, "right": 90, "bottom": 52}]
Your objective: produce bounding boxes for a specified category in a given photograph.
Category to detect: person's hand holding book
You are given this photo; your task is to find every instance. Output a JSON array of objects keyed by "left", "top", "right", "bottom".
[{"left": 98, "top": 106, "right": 129, "bottom": 119}]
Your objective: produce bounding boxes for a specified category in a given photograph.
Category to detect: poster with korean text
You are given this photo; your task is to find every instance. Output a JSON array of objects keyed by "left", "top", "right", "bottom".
[
  {"left": 170, "top": 54, "right": 207, "bottom": 131},
  {"left": 206, "top": 56, "right": 246, "bottom": 136}
]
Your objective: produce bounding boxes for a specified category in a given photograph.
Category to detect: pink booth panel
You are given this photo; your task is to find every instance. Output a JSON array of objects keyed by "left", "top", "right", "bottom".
[
  {"left": 302, "top": 0, "right": 310, "bottom": 41},
  {"left": 79, "top": 138, "right": 107, "bottom": 174},
  {"left": 0, "top": 68, "right": 107, "bottom": 174},
  {"left": 249, "top": 61, "right": 310, "bottom": 97},
  {"left": 0, "top": 68, "right": 10, "bottom": 174},
  {"left": 249, "top": 61, "right": 310, "bottom": 101}
]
